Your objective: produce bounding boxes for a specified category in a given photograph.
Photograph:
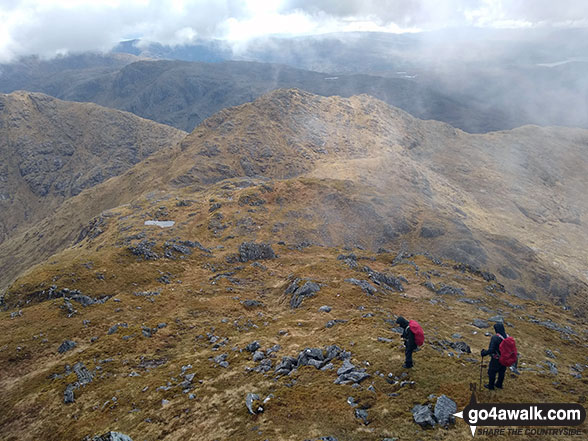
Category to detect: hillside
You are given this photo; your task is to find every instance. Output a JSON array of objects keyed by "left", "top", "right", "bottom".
[
  {"left": 1, "top": 57, "right": 511, "bottom": 133},
  {"left": 0, "top": 176, "right": 586, "bottom": 441},
  {"left": 0, "top": 91, "right": 186, "bottom": 243},
  {"left": 1, "top": 90, "right": 586, "bottom": 314}
]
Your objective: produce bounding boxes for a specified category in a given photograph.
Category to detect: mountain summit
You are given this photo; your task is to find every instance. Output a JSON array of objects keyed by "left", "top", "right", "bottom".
[
  {"left": 1, "top": 89, "right": 587, "bottom": 311},
  {"left": 0, "top": 90, "right": 587, "bottom": 441}
]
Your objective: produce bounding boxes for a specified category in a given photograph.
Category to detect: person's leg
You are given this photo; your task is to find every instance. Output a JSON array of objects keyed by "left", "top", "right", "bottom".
[
  {"left": 496, "top": 366, "right": 506, "bottom": 389},
  {"left": 486, "top": 367, "right": 497, "bottom": 389},
  {"left": 404, "top": 347, "right": 413, "bottom": 368}
]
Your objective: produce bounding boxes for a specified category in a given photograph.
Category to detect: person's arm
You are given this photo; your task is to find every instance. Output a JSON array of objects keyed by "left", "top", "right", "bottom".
[{"left": 481, "top": 336, "right": 499, "bottom": 357}]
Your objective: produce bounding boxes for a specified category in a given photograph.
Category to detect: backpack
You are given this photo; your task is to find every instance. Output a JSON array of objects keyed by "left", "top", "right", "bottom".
[
  {"left": 497, "top": 334, "right": 518, "bottom": 367},
  {"left": 409, "top": 320, "right": 425, "bottom": 346}
]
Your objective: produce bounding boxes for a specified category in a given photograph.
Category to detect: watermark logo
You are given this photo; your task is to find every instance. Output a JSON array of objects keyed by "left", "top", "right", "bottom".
[{"left": 453, "top": 384, "right": 586, "bottom": 437}]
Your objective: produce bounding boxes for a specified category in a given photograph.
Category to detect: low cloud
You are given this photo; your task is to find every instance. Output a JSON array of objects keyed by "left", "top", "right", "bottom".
[{"left": 0, "top": 0, "right": 586, "bottom": 62}]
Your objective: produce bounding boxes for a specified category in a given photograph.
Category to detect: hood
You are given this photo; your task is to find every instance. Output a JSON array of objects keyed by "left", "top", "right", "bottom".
[
  {"left": 494, "top": 322, "right": 507, "bottom": 338},
  {"left": 396, "top": 316, "right": 409, "bottom": 328}
]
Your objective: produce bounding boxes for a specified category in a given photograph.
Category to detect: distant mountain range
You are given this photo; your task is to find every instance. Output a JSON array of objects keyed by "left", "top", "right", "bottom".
[
  {"left": 1, "top": 90, "right": 586, "bottom": 314},
  {"left": 0, "top": 91, "right": 186, "bottom": 244}
]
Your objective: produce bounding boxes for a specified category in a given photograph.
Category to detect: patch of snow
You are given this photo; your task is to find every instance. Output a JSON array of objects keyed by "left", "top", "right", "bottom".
[
  {"left": 144, "top": 220, "right": 175, "bottom": 228},
  {"left": 324, "top": 77, "right": 339, "bottom": 80}
]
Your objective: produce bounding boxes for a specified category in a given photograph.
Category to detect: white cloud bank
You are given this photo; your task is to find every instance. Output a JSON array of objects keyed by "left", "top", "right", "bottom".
[{"left": 0, "top": 0, "right": 587, "bottom": 62}]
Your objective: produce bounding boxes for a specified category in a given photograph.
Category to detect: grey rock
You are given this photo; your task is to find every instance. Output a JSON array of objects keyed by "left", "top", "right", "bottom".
[
  {"left": 472, "top": 318, "right": 490, "bottom": 328},
  {"left": 412, "top": 404, "right": 436, "bottom": 427},
  {"left": 324, "top": 345, "right": 343, "bottom": 361},
  {"left": 242, "top": 299, "right": 263, "bottom": 308},
  {"left": 319, "top": 305, "right": 332, "bottom": 313},
  {"left": 107, "top": 323, "right": 128, "bottom": 335},
  {"left": 246, "top": 341, "right": 261, "bottom": 352},
  {"left": 288, "top": 280, "right": 321, "bottom": 308},
  {"left": 355, "top": 408, "right": 370, "bottom": 425},
  {"left": 366, "top": 268, "right": 404, "bottom": 292},
  {"left": 545, "top": 361, "right": 558, "bottom": 375},
  {"left": 489, "top": 315, "right": 504, "bottom": 323},
  {"left": 545, "top": 349, "right": 557, "bottom": 359},
  {"left": 326, "top": 319, "right": 347, "bottom": 328},
  {"left": 345, "top": 278, "right": 377, "bottom": 295},
  {"left": 73, "top": 362, "right": 93, "bottom": 385},
  {"left": 58, "top": 340, "right": 77, "bottom": 354},
  {"left": 377, "top": 337, "right": 393, "bottom": 343},
  {"left": 239, "top": 242, "right": 275, "bottom": 262},
  {"left": 252, "top": 351, "right": 266, "bottom": 362},
  {"left": 213, "top": 353, "right": 228, "bottom": 364},
  {"left": 92, "top": 431, "right": 133, "bottom": 441},
  {"left": 335, "top": 371, "right": 370, "bottom": 384},
  {"left": 449, "top": 341, "right": 471, "bottom": 354},
  {"left": 337, "top": 360, "right": 356, "bottom": 375},
  {"left": 245, "top": 393, "right": 262, "bottom": 414},
  {"left": 434, "top": 395, "right": 457, "bottom": 426},
  {"left": 64, "top": 383, "right": 76, "bottom": 404},
  {"left": 303, "top": 348, "right": 324, "bottom": 360}
]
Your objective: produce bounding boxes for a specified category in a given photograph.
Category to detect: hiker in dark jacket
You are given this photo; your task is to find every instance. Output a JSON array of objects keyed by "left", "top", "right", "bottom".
[
  {"left": 481, "top": 322, "right": 508, "bottom": 390},
  {"left": 397, "top": 316, "right": 416, "bottom": 368}
]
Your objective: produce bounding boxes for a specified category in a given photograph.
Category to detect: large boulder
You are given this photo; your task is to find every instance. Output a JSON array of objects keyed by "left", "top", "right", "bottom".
[{"left": 434, "top": 395, "right": 457, "bottom": 426}]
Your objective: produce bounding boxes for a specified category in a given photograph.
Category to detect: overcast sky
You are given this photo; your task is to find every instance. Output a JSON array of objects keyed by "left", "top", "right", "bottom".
[{"left": 1, "top": 0, "right": 587, "bottom": 62}]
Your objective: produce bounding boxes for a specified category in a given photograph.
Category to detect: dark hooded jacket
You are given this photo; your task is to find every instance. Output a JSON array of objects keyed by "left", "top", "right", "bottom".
[
  {"left": 482, "top": 323, "right": 507, "bottom": 369},
  {"left": 397, "top": 316, "right": 416, "bottom": 351}
]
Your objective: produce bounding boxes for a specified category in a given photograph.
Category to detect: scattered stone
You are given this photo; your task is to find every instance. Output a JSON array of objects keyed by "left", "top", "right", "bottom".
[
  {"left": 64, "top": 383, "right": 76, "bottom": 404},
  {"left": 338, "top": 253, "right": 358, "bottom": 269},
  {"left": 412, "top": 404, "right": 436, "bottom": 427},
  {"left": 365, "top": 268, "right": 404, "bottom": 292},
  {"left": 238, "top": 242, "right": 275, "bottom": 262},
  {"left": 472, "top": 319, "right": 490, "bottom": 328},
  {"left": 107, "top": 323, "right": 128, "bottom": 335},
  {"left": 128, "top": 240, "right": 159, "bottom": 260},
  {"left": 449, "top": 341, "right": 471, "bottom": 354},
  {"left": 134, "top": 290, "right": 160, "bottom": 297},
  {"left": 252, "top": 351, "right": 266, "bottom": 362},
  {"left": 345, "top": 278, "right": 377, "bottom": 295},
  {"left": 90, "top": 431, "right": 133, "bottom": 441},
  {"left": 377, "top": 337, "right": 394, "bottom": 343},
  {"left": 246, "top": 341, "right": 261, "bottom": 352},
  {"left": 242, "top": 299, "right": 263, "bottom": 308},
  {"left": 545, "top": 361, "right": 558, "bottom": 375},
  {"left": 545, "top": 349, "right": 556, "bottom": 359},
  {"left": 286, "top": 279, "right": 321, "bottom": 308},
  {"left": 73, "top": 362, "right": 93, "bottom": 385},
  {"left": 58, "top": 340, "right": 77, "bottom": 354},
  {"left": 326, "top": 319, "right": 347, "bottom": 328},
  {"left": 424, "top": 281, "right": 465, "bottom": 296},
  {"left": 319, "top": 305, "right": 332, "bottom": 313},
  {"left": 245, "top": 393, "right": 263, "bottom": 414},
  {"left": 355, "top": 408, "right": 370, "bottom": 425},
  {"left": 489, "top": 315, "right": 504, "bottom": 323},
  {"left": 434, "top": 395, "right": 457, "bottom": 426}
]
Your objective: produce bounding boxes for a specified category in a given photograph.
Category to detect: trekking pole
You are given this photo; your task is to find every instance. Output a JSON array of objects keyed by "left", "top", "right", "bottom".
[{"left": 479, "top": 355, "right": 484, "bottom": 391}]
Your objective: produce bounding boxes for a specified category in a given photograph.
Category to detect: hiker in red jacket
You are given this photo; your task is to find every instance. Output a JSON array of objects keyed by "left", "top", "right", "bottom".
[
  {"left": 481, "top": 322, "right": 512, "bottom": 390},
  {"left": 396, "top": 316, "right": 418, "bottom": 368}
]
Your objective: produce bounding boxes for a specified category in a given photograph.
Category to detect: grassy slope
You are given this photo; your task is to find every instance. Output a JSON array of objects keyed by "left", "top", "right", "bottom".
[{"left": 1, "top": 178, "right": 586, "bottom": 441}]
